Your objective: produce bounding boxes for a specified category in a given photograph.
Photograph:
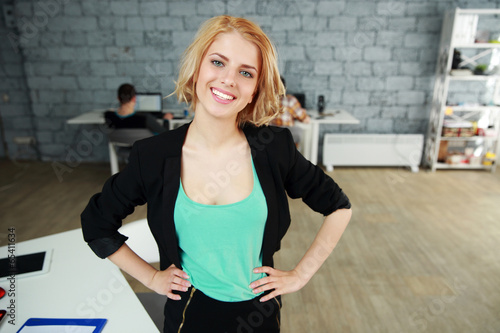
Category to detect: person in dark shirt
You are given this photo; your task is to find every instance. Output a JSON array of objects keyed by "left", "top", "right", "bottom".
[{"left": 105, "top": 83, "right": 170, "bottom": 134}]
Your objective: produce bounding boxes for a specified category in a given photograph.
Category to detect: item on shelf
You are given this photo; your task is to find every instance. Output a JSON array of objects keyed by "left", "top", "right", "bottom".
[
  {"left": 474, "top": 64, "right": 488, "bottom": 75},
  {"left": 438, "top": 141, "right": 449, "bottom": 162},
  {"left": 471, "top": 121, "right": 478, "bottom": 135},
  {"left": 450, "top": 69, "right": 473, "bottom": 76},
  {"left": 475, "top": 30, "right": 491, "bottom": 43},
  {"left": 483, "top": 151, "right": 496, "bottom": 165},
  {"left": 442, "top": 119, "right": 474, "bottom": 137},
  {"left": 469, "top": 155, "right": 482, "bottom": 166},
  {"left": 485, "top": 127, "right": 498, "bottom": 137},
  {"left": 446, "top": 154, "right": 466, "bottom": 165},
  {"left": 443, "top": 127, "right": 475, "bottom": 137},
  {"left": 452, "top": 50, "right": 462, "bottom": 69},
  {"left": 489, "top": 32, "right": 500, "bottom": 43}
]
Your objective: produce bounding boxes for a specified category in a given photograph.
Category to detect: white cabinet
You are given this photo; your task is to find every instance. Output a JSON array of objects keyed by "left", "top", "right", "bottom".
[{"left": 424, "top": 8, "right": 500, "bottom": 172}]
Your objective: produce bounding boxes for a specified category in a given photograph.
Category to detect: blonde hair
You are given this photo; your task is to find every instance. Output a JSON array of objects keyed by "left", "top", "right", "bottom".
[{"left": 173, "top": 15, "right": 285, "bottom": 127}]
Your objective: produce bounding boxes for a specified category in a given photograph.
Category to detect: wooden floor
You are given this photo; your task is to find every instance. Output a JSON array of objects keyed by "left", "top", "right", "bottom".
[{"left": 1, "top": 158, "right": 499, "bottom": 333}]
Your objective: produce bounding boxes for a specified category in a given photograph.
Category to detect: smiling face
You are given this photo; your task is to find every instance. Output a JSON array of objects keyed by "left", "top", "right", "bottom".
[{"left": 194, "top": 31, "right": 261, "bottom": 122}]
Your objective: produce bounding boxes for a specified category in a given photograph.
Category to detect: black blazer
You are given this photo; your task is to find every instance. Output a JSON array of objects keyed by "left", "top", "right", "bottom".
[{"left": 81, "top": 123, "right": 350, "bottom": 270}]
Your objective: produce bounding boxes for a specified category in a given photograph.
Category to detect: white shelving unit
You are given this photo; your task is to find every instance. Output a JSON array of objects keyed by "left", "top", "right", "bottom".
[{"left": 424, "top": 8, "right": 500, "bottom": 172}]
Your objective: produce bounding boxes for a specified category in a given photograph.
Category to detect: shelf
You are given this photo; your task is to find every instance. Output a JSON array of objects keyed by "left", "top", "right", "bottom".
[
  {"left": 435, "top": 162, "right": 493, "bottom": 170},
  {"left": 448, "top": 75, "right": 500, "bottom": 81},
  {"left": 444, "top": 106, "right": 500, "bottom": 111},
  {"left": 456, "top": 8, "right": 500, "bottom": 15},
  {"left": 425, "top": 8, "right": 500, "bottom": 172},
  {"left": 454, "top": 43, "right": 500, "bottom": 49},
  {"left": 440, "top": 136, "right": 497, "bottom": 142}
]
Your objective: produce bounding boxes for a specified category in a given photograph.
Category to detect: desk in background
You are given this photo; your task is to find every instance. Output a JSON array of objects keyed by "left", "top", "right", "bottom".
[
  {"left": 297, "top": 109, "right": 360, "bottom": 165},
  {"left": 67, "top": 109, "right": 360, "bottom": 167},
  {"left": 67, "top": 109, "right": 192, "bottom": 174},
  {"left": 66, "top": 109, "right": 191, "bottom": 129},
  {"left": 0, "top": 229, "right": 159, "bottom": 333}
]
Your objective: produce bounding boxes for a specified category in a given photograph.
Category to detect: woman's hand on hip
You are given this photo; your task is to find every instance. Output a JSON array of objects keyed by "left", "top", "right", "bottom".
[
  {"left": 250, "top": 266, "right": 309, "bottom": 302},
  {"left": 148, "top": 264, "right": 191, "bottom": 301}
]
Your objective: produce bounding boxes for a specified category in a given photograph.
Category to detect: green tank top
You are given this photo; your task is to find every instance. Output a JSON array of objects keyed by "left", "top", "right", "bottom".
[{"left": 174, "top": 158, "right": 268, "bottom": 302}]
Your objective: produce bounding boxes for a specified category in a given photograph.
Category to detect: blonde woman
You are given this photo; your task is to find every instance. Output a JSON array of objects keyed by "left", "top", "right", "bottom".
[{"left": 82, "top": 15, "right": 351, "bottom": 332}]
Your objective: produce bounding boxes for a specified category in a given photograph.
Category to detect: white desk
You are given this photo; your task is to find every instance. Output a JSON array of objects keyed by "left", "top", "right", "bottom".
[
  {"left": 67, "top": 110, "right": 192, "bottom": 174},
  {"left": 298, "top": 110, "right": 360, "bottom": 165},
  {"left": 67, "top": 109, "right": 360, "bottom": 167},
  {"left": 0, "top": 229, "right": 159, "bottom": 333},
  {"left": 66, "top": 109, "right": 191, "bottom": 130},
  {"left": 66, "top": 110, "right": 106, "bottom": 125}
]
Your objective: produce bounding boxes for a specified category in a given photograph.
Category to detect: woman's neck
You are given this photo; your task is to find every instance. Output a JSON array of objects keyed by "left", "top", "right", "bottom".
[{"left": 188, "top": 113, "right": 245, "bottom": 152}]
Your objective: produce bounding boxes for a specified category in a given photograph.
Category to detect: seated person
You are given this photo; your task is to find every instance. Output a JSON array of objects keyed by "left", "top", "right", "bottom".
[
  {"left": 271, "top": 77, "right": 310, "bottom": 145},
  {"left": 105, "top": 83, "right": 172, "bottom": 134}
]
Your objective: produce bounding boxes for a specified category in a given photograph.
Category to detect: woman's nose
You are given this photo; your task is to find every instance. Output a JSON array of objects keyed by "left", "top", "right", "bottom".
[{"left": 221, "top": 69, "right": 236, "bottom": 87}]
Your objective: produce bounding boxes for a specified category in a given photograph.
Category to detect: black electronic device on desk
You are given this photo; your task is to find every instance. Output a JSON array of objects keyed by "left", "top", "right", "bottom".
[
  {"left": 0, "top": 249, "right": 52, "bottom": 281},
  {"left": 317, "top": 95, "right": 325, "bottom": 114}
]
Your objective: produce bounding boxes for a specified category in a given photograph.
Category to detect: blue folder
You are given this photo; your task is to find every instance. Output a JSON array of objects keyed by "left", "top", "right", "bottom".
[{"left": 17, "top": 318, "right": 107, "bottom": 332}]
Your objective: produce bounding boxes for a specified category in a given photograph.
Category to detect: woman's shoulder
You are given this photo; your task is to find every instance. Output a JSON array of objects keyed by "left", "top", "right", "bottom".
[
  {"left": 243, "top": 124, "right": 294, "bottom": 150},
  {"left": 134, "top": 122, "right": 189, "bottom": 156}
]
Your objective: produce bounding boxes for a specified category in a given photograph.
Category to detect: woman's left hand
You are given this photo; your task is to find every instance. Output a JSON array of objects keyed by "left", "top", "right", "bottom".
[{"left": 250, "top": 266, "right": 309, "bottom": 302}]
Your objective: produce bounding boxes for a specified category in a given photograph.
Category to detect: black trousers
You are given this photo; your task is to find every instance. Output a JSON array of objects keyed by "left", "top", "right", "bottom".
[{"left": 163, "top": 287, "right": 281, "bottom": 333}]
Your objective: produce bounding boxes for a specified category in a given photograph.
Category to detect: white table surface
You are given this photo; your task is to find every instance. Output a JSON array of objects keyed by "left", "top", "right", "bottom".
[
  {"left": 66, "top": 109, "right": 191, "bottom": 129},
  {"left": 66, "top": 110, "right": 106, "bottom": 125},
  {"left": 0, "top": 229, "right": 159, "bottom": 333}
]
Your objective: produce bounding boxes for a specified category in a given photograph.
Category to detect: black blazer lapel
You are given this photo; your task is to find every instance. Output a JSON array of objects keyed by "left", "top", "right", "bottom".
[
  {"left": 245, "top": 126, "right": 281, "bottom": 267},
  {"left": 160, "top": 123, "right": 190, "bottom": 269}
]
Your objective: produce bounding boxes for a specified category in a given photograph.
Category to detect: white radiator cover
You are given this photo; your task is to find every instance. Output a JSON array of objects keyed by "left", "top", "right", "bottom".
[{"left": 322, "top": 134, "right": 424, "bottom": 172}]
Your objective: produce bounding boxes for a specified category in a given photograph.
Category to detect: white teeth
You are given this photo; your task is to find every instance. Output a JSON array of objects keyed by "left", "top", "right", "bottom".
[{"left": 212, "top": 88, "right": 234, "bottom": 100}]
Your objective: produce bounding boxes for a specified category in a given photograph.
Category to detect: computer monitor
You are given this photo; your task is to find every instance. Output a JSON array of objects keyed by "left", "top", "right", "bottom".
[
  {"left": 292, "top": 93, "right": 306, "bottom": 109},
  {"left": 135, "top": 92, "right": 162, "bottom": 113}
]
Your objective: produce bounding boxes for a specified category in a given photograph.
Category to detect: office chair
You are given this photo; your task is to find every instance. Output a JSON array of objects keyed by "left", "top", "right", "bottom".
[
  {"left": 107, "top": 129, "right": 153, "bottom": 175},
  {"left": 291, "top": 92, "right": 306, "bottom": 109},
  {"left": 118, "top": 218, "right": 166, "bottom": 331}
]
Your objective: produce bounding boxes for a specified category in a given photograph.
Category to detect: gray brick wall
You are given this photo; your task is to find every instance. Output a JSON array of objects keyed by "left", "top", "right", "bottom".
[
  {"left": 0, "top": 0, "right": 36, "bottom": 160},
  {"left": 2, "top": 0, "right": 500, "bottom": 162}
]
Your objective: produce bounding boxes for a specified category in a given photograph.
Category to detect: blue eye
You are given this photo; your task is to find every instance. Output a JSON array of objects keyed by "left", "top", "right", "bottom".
[
  {"left": 240, "top": 71, "right": 253, "bottom": 78},
  {"left": 212, "top": 60, "right": 223, "bottom": 67}
]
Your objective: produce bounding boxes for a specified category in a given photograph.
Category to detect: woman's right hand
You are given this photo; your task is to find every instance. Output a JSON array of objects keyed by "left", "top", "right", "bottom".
[{"left": 148, "top": 264, "right": 191, "bottom": 300}]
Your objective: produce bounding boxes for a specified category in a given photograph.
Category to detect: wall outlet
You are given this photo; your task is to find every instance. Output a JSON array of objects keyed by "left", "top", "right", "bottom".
[{"left": 14, "top": 136, "right": 36, "bottom": 145}]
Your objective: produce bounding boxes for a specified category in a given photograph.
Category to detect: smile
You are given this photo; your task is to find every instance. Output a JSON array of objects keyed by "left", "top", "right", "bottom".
[{"left": 211, "top": 88, "right": 235, "bottom": 101}]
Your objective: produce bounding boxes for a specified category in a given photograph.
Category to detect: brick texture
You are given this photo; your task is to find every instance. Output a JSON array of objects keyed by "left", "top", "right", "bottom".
[{"left": 2, "top": 0, "right": 500, "bottom": 162}]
